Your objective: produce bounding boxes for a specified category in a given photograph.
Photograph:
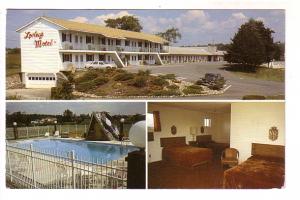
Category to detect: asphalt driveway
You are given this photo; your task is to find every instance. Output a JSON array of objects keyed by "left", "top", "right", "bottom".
[{"left": 125, "top": 62, "right": 285, "bottom": 99}]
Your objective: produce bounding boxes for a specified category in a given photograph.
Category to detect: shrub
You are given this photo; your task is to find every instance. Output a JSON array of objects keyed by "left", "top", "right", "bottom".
[
  {"left": 242, "top": 95, "right": 266, "bottom": 100},
  {"left": 152, "top": 77, "right": 169, "bottom": 86},
  {"left": 159, "top": 73, "right": 176, "bottom": 80},
  {"left": 92, "top": 77, "right": 109, "bottom": 86},
  {"left": 195, "top": 79, "right": 204, "bottom": 85},
  {"left": 208, "top": 78, "right": 226, "bottom": 90},
  {"left": 167, "top": 84, "right": 179, "bottom": 90},
  {"left": 62, "top": 71, "right": 75, "bottom": 83},
  {"left": 75, "top": 71, "right": 98, "bottom": 83},
  {"left": 137, "top": 70, "right": 151, "bottom": 76},
  {"left": 151, "top": 89, "right": 181, "bottom": 96},
  {"left": 183, "top": 85, "right": 203, "bottom": 95},
  {"left": 51, "top": 81, "right": 74, "bottom": 99},
  {"left": 113, "top": 72, "right": 134, "bottom": 81},
  {"left": 76, "top": 81, "right": 96, "bottom": 92},
  {"left": 131, "top": 76, "right": 147, "bottom": 88}
]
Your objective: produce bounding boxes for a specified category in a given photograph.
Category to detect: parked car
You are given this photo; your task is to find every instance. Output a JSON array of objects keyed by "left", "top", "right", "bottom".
[{"left": 85, "top": 61, "right": 113, "bottom": 69}]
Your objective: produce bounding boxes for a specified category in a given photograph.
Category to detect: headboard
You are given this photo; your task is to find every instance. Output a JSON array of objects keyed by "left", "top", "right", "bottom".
[
  {"left": 196, "top": 135, "right": 212, "bottom": 143},
  {"left": 251, "top": 143, "right": 285, "bottom": 159},
  {"left": 160, "top": 136, "right": 186, "bottom": 147}
]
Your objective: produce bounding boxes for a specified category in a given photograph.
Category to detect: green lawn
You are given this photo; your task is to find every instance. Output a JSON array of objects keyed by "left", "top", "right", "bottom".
[
  {"left": 223, "top": 64, "right": 285, "bottom": 82},
  {"left": 6, "top": 52, "right": 21, "bottom": 76}
]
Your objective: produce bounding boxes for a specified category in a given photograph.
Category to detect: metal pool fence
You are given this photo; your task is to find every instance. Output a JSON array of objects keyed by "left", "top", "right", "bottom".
[
  {"left": 6, "top": 125, "right": 88, "bottom": 140},
  {"left": 6, "top": 124, "right": 133, "bottom": 140},
  {"left": 6, "top": 144, "right": 127, "bottom": 189}
]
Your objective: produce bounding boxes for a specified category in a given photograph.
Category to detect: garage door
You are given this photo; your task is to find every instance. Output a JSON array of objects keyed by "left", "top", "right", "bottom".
[{"left": 26, "top": 73, "right": 57, "bottom": 88}]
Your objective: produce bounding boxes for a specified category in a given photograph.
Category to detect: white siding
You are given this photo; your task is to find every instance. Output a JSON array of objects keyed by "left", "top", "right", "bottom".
[{"left": 20, "top": 19, "right": 62, "bottom": 73}]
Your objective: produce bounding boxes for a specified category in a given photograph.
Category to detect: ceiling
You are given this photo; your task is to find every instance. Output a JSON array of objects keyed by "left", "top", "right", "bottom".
[{"left": 149, "top": 102, "right": 231, "bottom": 113}]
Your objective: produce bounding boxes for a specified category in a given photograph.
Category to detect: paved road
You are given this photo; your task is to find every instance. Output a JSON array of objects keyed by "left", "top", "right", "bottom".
[
  {"left": 6, "top": 88, "right": 51, "bottom": 100},
  {"left": 125, "top": 62, "right": 285, "bottom": 99}
]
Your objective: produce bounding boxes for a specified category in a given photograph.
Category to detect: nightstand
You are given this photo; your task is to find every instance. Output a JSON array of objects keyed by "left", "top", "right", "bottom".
[{"left": 188, "top": 141, "right": 198, "bottom": 147}]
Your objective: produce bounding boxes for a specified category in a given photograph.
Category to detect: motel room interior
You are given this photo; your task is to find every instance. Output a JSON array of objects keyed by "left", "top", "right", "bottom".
[{"left": 147, "top": 102, "right": 285, "bottom": 189}]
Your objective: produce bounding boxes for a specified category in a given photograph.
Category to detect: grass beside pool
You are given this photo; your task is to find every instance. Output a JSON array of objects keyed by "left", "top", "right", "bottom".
[
  {"left": 6, "top": 52, "right": 21, "bottom": 76},
  {"left": 222, "top": 64, "right": 285, "bottom": 82}
]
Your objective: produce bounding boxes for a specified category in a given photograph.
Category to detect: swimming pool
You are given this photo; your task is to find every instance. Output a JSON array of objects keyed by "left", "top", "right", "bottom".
[{"left": 11, "top": 139, "right": 139, "bottom": 163}]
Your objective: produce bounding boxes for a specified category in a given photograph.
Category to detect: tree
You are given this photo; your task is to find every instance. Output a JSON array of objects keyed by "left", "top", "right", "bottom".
[
  {"left": 63, "top": 109, "right": 74, "bottom": 122},
  {"left": 225, "top": 19, "right": 276, "bottom": 67},
  {"left": 273, "top": 42, "right": 285, "bottom": 61},
  {"left": 104, "top": 16, "right": 142, "bottom": 32},
  {"left": 156, "top": 27, "right": 182, "bottom": 44}
]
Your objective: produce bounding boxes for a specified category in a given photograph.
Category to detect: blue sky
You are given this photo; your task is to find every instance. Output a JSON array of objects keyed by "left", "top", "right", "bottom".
[
  {"left": 6, "top": 9, "right": 285, "bottom": 48},
  {"left": 6, "top": 102, "right": 146, "bottom": 115}
]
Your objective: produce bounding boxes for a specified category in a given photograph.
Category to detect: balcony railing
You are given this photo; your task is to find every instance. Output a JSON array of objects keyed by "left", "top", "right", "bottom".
[{"left": 61, "top": 42, "right": 161, "bottom": 53}]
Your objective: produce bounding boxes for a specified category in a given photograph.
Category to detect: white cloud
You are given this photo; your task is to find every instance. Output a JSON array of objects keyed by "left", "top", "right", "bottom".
[
  {"left": 232, "top": 12, "right": 247, "bottom": 20},
  {"left": 92, "top": 11, "right": 134, "bottom": 25},
  {"left": 140, "top": 10, "right": 215, "bottom": 35},
  {"left": 219, "top": 12, "right": 248, "bottom": 30},
  {"left": 70, "top": 16, "right": 89, "bottom": 23}
]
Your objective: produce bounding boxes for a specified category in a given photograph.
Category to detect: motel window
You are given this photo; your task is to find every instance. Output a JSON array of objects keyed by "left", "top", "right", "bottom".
[
  {"left": 138, "top": 42, "right": 142, "bottom": 47},
  {"left": 145, "top": 43, "right": 148, "bottom": 48},
  {"left": 62, "top": 54, "right": 72, "bottom": 62},
  {"left": 101, "top": 38, "right": 106, "bottom": 45},
  {"left": 99, "top": 54, "right": 105, "bottom": 61},
  {"left": 116, "top": 39, "right": 121, "bottom": 46},
  {"left": 75, "top": 35, "right": 78, "bottom": 43},
  {"left": 62, "top": 33, "right": 67, "bottom": 42},
  {"left": 80, "top": 55, "right": 83, "bottom": 62},
  {"left": 75, "top": 55, "right": 79, "bottom": 62},
  {"left": 29, "top": 77, "right": 32, "bottom": 80},
  {"left": 86, "top": 36, "right": 94, "bottom": 44},
  {"left": 69, "top": 34, "right": 72, "bottom": 42},
  {"left": 125, "top": 40, "right": 130, "bottom": 46},
  {"left": 46, "top": 77, "right": 49, "bottom": 80},
  {"left": 80, "top": 36, "right": 83, "bottom": 43},
  {"left": 86, "top": 54, "right": 94, "bottom": 62},
  {"left": 145, "top": 55, "right": 149, "bottom": 60},
  {"left": 132, "top": 41, "right": 136, "bottom": 47},
  {"left": 138, "top": 55, "right": 142, "bottom": 60},
  {"left": 204, "top": 118, "right": 212, "bottom": 127},
  {"left": 108, "top": 39, "right": 114, "bottom": 46},
  {"left": 98, "top": 37, "right": 101, "bottom": 44}
]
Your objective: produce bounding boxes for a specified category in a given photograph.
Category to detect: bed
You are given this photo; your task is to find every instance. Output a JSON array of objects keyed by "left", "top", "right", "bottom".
[
  {"left": 196, "top": 135, "right": 229, "bottom": 154},
  {"left": 223, "top": 143, "right": 285, "bottom": 189},
  {"left": 160, "top": 136, "right": 213, "bottom": 168}
]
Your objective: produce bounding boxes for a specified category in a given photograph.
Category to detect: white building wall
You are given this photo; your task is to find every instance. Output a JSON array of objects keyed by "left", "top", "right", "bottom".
[
  {"left": 148, "top": 104, "right": 229, "bottom": 163},
  {"left": 20, "top": 19, "right": 62, "bottom": 73},
  {"left": 230, "top": 102, "right": 285, "bottom": 162}
]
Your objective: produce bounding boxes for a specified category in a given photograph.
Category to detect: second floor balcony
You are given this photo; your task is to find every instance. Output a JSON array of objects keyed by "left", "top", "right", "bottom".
[{"left": 61, "top": 41, "right": 162, "bottom": 53}]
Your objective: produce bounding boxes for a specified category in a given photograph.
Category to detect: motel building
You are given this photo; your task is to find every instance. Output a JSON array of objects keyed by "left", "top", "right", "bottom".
[{"left": 17, "top": 16, "right": 225, "bottom": 88}]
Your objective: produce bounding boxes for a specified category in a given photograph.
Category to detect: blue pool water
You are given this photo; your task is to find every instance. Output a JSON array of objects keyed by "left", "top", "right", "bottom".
[{"left": 13, "top": 139, "right": 139, "bottom": 163}]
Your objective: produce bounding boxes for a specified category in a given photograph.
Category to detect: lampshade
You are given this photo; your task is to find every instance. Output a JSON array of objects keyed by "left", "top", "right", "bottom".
[
  {"left": 147, "top": 113, "right": 154, "bottom": 129},
  {"left": 129, "top": 120, "right": 146, "bottom": 148}
]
